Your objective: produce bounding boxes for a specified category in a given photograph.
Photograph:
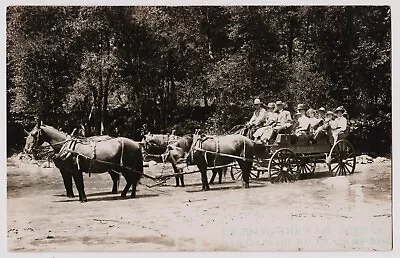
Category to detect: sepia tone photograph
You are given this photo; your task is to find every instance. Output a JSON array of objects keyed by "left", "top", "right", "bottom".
[{"left": 5, "top": 4, "right": 393, "bottom": 252}]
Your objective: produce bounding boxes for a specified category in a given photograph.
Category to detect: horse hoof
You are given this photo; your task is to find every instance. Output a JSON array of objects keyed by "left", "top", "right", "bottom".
[
  {"left": 67, "top": 194, "right": 75, "bottom": 198},
  {"left": 80, "top": 199, "right": 87, "bottom": 203},
  {"left": 111, "top": 191, "right": 118, "bottom": 194},
  {"left": 121, "top": 192, "right": 127, "bottom": 198},
  {"left": 202, "top": 187, "right": 210, "bottom": 191},
  {"left": 243, "top": 183, "right": 250, "bottom": 189}
]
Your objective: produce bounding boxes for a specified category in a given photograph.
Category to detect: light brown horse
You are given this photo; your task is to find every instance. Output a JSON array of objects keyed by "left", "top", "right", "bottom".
[
  {"left": 187, "top": 133, "right": 254, "bottom": 191},
  {"left": 24, "top": 123, "right": 143, "bottom": 202}
]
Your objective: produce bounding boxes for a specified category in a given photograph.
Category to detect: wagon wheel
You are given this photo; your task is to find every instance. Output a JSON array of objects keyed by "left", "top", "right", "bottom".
[
  {"left": 268, "top": 148, "right": 298, "bottom": 183},
  {"left": 295, "top": 156, "right": 316, "bottom": 175},
  {"left": 327, "top": 139, "right": 356, "bottom": 177},
  {"left": 230, "top": 164, "right": 260, "bottom": 180}
]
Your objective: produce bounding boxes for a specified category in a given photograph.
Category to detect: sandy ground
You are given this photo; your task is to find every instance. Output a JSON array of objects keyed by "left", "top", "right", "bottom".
[{"left": 7, "top": 157, "right": 392, "bottom": 251}]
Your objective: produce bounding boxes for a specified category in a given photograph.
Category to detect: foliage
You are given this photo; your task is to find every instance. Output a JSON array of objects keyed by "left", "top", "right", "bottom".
[{"left": 7, "top": 6, "right": 391, "bottom": 155}]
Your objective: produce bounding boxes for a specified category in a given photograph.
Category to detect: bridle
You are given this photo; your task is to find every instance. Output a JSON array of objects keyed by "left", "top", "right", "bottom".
[{"left": 29, "top": 127, "right": 72, "bottom": 152}]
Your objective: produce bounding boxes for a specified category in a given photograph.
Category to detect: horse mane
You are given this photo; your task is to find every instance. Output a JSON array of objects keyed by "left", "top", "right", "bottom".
[{"left": 41, "top": 124, "right": 69, "bottom": 137}]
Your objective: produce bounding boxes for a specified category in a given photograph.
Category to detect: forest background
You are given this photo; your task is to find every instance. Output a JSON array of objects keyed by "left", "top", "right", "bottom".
[{"left": 6, "top": 6, "right": 392, "bottom": 156}]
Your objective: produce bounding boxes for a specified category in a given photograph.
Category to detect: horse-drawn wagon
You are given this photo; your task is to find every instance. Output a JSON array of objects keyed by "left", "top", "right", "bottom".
[
  {"left": 229, "top": 132, "right": 356, "bottom": 184},
  {"left": 23, "top": 122, "right": 356, "bottom": 202}
]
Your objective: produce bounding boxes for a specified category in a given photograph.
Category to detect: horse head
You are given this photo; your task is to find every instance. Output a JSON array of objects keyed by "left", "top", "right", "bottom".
[
  {"left": 24, "top": 122, "right": 45, "bottom": 154},
  {"left": 24, "top": 122, "right": 68, "bottom": 154},
  {"left": 185, "top": 130, "right": 206, "bottom": 165}
]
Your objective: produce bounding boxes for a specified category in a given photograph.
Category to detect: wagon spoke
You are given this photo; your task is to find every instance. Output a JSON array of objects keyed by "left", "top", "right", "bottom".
[
  {"left": 272, "top": 172, "right": 281, "bottom": 183},
  {"left": 332, "top": 163, "right": 340, "bottom": 172},
  {"left": 249, "top": 171, "right": 258, "bottom": 178},
  {"left": 271, "top": 160, "right": 282, "bottom": 169},
  {"left": 270, "top": 168, "right": 280, "bottom": 177},
  {"left": 343, "top": 164, "right": 351, "bottom": 175},
  {"left": 339, "top": 165, "right": 345, "bottom": 176},
  {"left": 305, "top": 164, "right": 311, "bottom": 173},
  {"left": 287, "top": 171, "right": 296, "bottom": 182}
]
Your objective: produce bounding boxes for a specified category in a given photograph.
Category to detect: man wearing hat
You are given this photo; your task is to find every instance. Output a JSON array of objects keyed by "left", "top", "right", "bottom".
[
  {"left": 316, "top": 107, "right": 326, "bottom": 119},
  {"left": 330, "top": 106, "right": 348, "bottom": 143},
  {"left": 253, "top": 102, "right": 278, "bottom": 143},
  {"left": 263, "top": 100, "right": 293, "bottom": 144},
  {"left": 246, "top": 98, "right": 267, "bottom": 138}
]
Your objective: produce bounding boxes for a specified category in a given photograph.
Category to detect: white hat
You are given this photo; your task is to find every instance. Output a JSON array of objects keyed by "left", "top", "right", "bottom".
[
  {"left": 335, "top": 106, "right": 345, "bottom": 113},
  {"left": 253, "top": 98, "right": 262, "bottom": 105}
]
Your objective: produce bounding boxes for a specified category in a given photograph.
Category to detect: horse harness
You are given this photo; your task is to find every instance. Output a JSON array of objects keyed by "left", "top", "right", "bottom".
[
  {"left": 189, "top": 135, "right": 252, "bottom": 164},
  {"left": 55, "top": 138, "right": 125, "bottom": 176}
]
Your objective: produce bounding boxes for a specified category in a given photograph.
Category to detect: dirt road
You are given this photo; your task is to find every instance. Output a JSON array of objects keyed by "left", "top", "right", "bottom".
[{"left": 7, "top": 157, "right": 392, "bottom": 251}]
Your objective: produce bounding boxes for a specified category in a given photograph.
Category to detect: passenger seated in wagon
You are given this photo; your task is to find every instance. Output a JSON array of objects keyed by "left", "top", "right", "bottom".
[
  {"left": 312, "top": 110, "right": 335, "bottom": 143},
  {"left": 307, "top": 108, "right": 323, "bottom": 134},
  {"left": 316, "top": 107, "right": 326, "bottom": 119},
  {"left": 245, "top": 98, "right": 267, "bottom": 139},
  {"left": 330, "top": 106, "right": 348, "bottom": 143},
  {"left": 263, "top": 100, "right": 293, "bottom": 144},
  {"left": 253, "top": 102, "right": 277, "bottom": 144},
  {"left": 291, "top": 104, "right": 311, "bottom": 144}
]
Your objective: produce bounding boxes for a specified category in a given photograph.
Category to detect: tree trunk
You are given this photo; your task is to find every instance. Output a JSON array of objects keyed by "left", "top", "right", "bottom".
[
  {"left": 287, "top": 16, "right": 295, "bottom": 64},
  {"left": 101, "top": 68, "right": 113, "bottom": 135}
]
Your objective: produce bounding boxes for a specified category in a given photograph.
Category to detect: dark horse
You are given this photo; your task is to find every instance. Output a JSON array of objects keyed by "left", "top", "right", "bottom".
[
  {"left": 24, "top": 124, "right": 120, "bottom": 198},
  {"left": 187, "top": 133, "right": 254, "bottom": 191},
  {"left": 24, "top": 123, "right": 143, "bottom": 202},
  {"left": 161, "top": 134, "right": 229, "bottom": 187}
]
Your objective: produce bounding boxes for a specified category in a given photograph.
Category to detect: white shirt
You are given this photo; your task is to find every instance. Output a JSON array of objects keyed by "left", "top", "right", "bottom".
[
  {"left": 309, "top": 117, "right": 322, "bottom": 129},
  {"left": 249, "top": 108, "right": 267, "bottom": 126},
  {"left": 331, "top": 116, "right": 347, "bottom": 132},
  {"left": 296, "top": 115, "right": 311, "bottom": 132}
]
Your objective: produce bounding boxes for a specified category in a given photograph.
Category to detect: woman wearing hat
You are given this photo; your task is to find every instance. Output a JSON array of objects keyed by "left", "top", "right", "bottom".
[
  {"left": 291, "top": 112, "right": 301, "bottom": 134},
  {"left": 293, "top": 104, "right": 311, "bottom": 137},
  {"left": 246, "top": 98, "right": 267, "bottom": 138},
  {"left": 330, "top": 106, "right": 348, "bottom": 143}
]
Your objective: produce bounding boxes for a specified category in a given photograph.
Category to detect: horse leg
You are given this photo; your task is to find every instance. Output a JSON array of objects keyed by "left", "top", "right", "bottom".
[
  {"left": 174, "top": 174, "right": 180, "bottom": 187},
  {"left": 60, "top": 169, "right": 74, "bottom": 198},
  {"left": 72, "top": 171, "right": 87, "bottom": 202},
  {"left": 179, "top": 169, "right": 185, "bottom": 187},
  {"left": 237, "top": 160, "right": 251, "bottom": 189},
  {"left": 130, "top": 173, "right": 141, "bottom": 198},
  {"left": 171, "top": 161, "right": 183, "bottom": 187},
  {"left": 109, "top": 171, "right": 120, "bottom": 194},
  {"left": 209, "top": 170, "right": 217, "bottom": 184},
  {"left": 128, "top": 166, "right": 142, "bottom": 198},
  {"left": 218, "top": 168, "right": 223, "bottom": 184},
  {"left": 199, "top": 164, "right": 210, "bottom": 191},
  {"left": 120, "top": 172, "right": 131, "bottom": 198}
]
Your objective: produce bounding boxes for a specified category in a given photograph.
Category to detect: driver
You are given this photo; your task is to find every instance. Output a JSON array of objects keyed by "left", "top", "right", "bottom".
[{"left": 246, "top": 98, "right": 267, "bottom": 139}]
